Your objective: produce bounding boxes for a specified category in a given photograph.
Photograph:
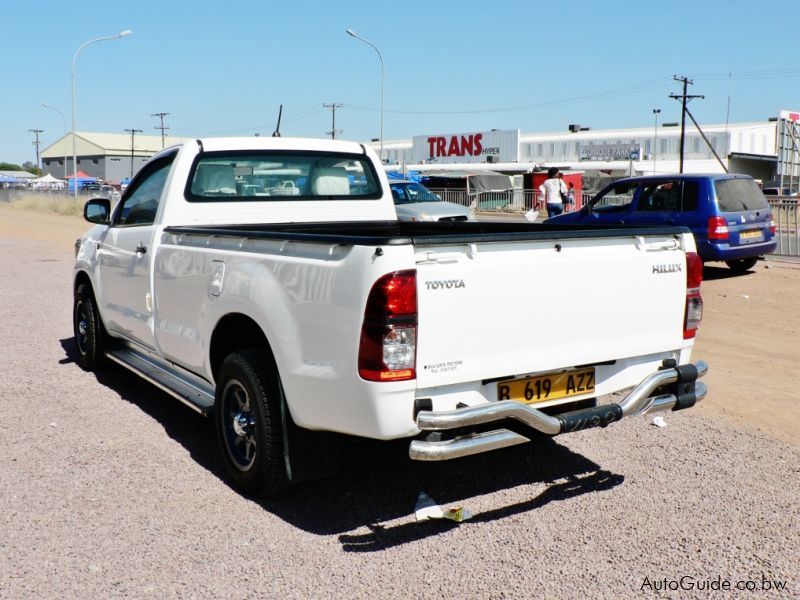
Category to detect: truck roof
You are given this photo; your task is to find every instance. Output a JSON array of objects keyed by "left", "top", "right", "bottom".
[{"left": 182, "top": 136, "right": 370, "bottom": 155}]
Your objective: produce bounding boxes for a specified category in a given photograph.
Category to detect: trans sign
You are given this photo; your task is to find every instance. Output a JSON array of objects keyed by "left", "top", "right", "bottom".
[{"left": 411, "top": 129, "right": 520, "bottom": 164}]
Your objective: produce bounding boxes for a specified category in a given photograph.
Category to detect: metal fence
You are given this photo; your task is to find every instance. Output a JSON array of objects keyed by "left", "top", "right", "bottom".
[
  {"left": 428, "top": 188, "right": 592, "bottom": 214},
  {"left": 769, "top": 198, "right": 800, "bottom": 257}
]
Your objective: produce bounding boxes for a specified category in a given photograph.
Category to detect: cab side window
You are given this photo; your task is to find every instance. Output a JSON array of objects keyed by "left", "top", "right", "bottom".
[
  {"left": 116, "top": 157, "right": 174, "bottom": 226},
  {"left": 592, "top": 181, "right": 636, "bottom": 212},
  {"left": 637, "top": 181, "right": 681, "bottom": 212}
]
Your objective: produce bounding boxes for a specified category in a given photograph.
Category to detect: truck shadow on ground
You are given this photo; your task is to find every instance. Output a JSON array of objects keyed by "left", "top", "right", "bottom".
[
  {"left": 702, "top": 265, "right": 757, "bottom": 281},
  {"left": 60, "top": 337, "right": 624, "bottom": 550}
]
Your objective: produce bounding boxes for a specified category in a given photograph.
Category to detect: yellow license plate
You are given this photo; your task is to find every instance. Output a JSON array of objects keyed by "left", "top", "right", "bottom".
[
  {"left": 740, "top": 229, "right": 762, "bottom": 241},
  {"left": 498, "top": 368, "right": 595, "bottom": 404}
]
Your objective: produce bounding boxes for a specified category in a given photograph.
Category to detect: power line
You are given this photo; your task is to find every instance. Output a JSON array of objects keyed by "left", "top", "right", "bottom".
[
  {"left": 124, "top": 128, "right": 143, "bottom": 178},
  {"left": 323, "top": 103, "right": 343, "bottom": 139},
  {"left": 151, "top": 112, "right": 170, "bottom": 148},
  {"left": 348, "top": 77, "right": 672, "bottom": 115}
]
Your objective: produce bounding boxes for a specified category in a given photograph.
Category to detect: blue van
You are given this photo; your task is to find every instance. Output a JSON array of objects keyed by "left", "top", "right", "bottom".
[{"left": 546, "top": 173, "right": 776, "bottom": 271}]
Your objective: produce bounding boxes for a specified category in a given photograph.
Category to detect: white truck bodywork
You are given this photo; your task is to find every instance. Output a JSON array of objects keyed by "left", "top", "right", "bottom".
[{"left": 73, "top": 137, "right": 707, "bottom": 494}]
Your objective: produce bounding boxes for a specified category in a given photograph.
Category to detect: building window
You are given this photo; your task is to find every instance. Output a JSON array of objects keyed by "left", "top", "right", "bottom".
[
  {"left": 110, "top": 158, "right": 121, "bottom": 162},
  {"left": 92, "top": 159, "right": 99, "bottom": 165}
]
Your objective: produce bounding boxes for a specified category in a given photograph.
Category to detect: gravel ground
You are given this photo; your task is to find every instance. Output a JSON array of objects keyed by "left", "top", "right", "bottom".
[{"left": 1, "top": 236, "right": 798, "bottom": 599}]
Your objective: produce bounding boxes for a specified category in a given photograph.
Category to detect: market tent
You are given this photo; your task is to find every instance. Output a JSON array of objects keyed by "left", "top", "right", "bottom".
[
  {"left": 32, "top": 173, "right": 63, "bottom": 184},
  {"left": 66, "top": 170, "right": 94, "bottom": 179},
  {"left": 420, "top": 170, "right": 513, "bottom": 192},
  {"left": 386, "top": 170, "right": 422, "bottom": 183},
  {"left": 0, "top": 174, "right": 21, "bottom": 183}
]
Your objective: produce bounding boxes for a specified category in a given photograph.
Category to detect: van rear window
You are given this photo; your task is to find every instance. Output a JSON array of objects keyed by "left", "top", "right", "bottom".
[{"left": 714, "top": 178, "right": 768, "bottom": 212}]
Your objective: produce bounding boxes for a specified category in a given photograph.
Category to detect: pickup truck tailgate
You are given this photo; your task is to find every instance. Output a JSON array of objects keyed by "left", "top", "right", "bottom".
[{"left": 414, "top": 233, "right": 688, "bottom": 388}]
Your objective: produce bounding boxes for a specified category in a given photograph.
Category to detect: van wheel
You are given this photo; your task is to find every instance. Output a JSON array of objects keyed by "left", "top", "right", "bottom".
[
  {"left": 73, "top": 283, "right": 106, "bottom": 371},
  {"left": 725, "top": 257, "right": 758, "bottom": 272},
  {"left": 215, "top": 350, "right": 291, "bottom": 497}
]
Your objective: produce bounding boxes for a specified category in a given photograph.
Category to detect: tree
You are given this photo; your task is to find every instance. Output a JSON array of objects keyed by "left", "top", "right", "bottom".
[
  {"left": 21, "top": 161, "right": 41, "bottom": 176},
  {"left": 0, "top": 162, "right": 23, "bottom": 171}
]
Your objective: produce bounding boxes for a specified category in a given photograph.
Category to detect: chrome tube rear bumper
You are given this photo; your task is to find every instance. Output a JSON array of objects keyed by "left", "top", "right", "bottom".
[{"left": 409, "top": 360, "right": 708, "bottom": 461}]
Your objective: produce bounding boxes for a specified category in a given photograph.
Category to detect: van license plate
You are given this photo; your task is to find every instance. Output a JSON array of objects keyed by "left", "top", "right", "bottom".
[
  {"left": 740, "top": 230, "right": 763, "bottom": 242},
  {"left": 498, "top": 368, "right": 596, "bottom": 404}
]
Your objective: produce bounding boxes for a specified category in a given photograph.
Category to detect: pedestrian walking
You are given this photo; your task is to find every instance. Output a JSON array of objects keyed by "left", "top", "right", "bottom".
[
  {"left": 539, "top": 167, "right": 568, "bottom": 218},
  {"left": 565, "top": 181, "right": 575, "bottom": 212}
]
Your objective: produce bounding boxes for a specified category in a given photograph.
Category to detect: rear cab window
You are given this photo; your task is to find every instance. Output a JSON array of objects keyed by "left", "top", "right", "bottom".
[
  {"left": 714, "top": 178, "right": 769, "bottom": 212},
  {"left": 185, "top": 151, "right": 382, "bottom": 202}
]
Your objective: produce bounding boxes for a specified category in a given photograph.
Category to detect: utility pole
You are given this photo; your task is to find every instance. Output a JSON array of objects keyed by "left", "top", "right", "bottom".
[
  {"left": 652, "top": 109, "right": 660, "bottom": 175},
  {"left": 29, "top": 129, "right": 44, "bottom": 171},
  {"left": 151, "top": 112, "right": 170, "bottom": 148},
  {"left": 669, "top": 76, "right": 704, "bottom": 173},
  {"left": 124, "top": 128, "right": 143, "bottom": 178},
  {"left": 323, "top": 103, "right": 343, "bottom": 139}
]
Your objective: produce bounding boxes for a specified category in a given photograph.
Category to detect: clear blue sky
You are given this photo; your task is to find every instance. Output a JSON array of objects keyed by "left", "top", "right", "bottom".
[{"left": 3, "top": 0, "right": 799, "bottom": 165}]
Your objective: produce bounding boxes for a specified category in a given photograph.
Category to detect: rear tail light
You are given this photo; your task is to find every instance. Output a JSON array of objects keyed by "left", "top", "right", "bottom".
[
  {"left": 707, "top": 216, "right": 729, "bottom": 241},
  {"left": 768, "top": 213, "right": 776, "bottom": 235},
  {"left": 684, "top": 252, "right": 703, "bottom": 339},
  {"left": 358, "top": 270, "right": 418, "bottom": 381}
]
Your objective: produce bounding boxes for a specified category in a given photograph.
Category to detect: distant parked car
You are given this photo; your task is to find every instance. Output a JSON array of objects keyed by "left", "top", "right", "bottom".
[
  {"left": 762, "top": 187, "right": 798, "bottom": 197},
  {"left": 389, "top": 180, "right": 473, "bottom": 222},
  {"left": 546, "top": 173, "right": 776, "bottom": 272}
]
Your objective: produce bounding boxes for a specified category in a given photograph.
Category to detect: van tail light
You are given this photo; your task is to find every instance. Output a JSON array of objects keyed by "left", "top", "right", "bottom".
[
  {"left": 684, "top": 252, "right": 703, "bottom": 340},
  {"left": 768, "top": 213, "right": 776, "bottom": 235},
  {"left": 707, "top": 216, "right": 729, "bottom": 241},
  {"left": 358, "top": 270, "right": 417, "bottom": 381}
]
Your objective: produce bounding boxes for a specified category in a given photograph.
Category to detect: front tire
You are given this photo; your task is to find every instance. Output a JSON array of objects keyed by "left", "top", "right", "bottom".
[
  {"left": 725, "top": 257, "right": 759, "bottom": 272},
  {"left": 73, "top": 282, "right": 106, "bottom": 371},
  {"left": 215, "top": 350, "right": 291, "bottom": 497}
]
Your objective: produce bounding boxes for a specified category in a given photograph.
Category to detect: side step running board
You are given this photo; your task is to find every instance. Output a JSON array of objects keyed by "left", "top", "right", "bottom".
[{"left": 106, "top": 348, "right": 215, "bottom": 415}]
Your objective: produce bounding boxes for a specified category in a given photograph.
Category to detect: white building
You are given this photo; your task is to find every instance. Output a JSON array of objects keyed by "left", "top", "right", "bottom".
[
  {"left": 376, "top": 111, "right": 800, "bottom": 189},
  {"left": 40, "top": 132, "right": 190, "bottom": 182}
]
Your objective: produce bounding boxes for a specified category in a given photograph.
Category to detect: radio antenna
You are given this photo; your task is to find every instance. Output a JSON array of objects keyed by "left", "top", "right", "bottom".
[{"left": 272, "top": 105, "right": 283, "bottom": 137}]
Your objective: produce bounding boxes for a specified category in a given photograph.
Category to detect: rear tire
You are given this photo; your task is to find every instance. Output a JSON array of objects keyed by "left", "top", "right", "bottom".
[
  {"left": 725, "top": 257, "right": 758, "bottom": 272},
  {"left": 215, "top": 350, "right": 291, "bottom": 497},
  {"left": 73, "top": 283, "right": 106, "bottom": 371}
]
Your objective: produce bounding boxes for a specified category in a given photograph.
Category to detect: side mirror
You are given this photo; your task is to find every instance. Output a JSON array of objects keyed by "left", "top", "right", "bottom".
[{"left": 84, "top": 198, "right": 111, "bottom": 224}]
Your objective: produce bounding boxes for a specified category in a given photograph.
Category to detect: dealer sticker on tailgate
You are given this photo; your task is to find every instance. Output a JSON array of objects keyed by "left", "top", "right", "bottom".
[{"left": 498, "top": 368, "right": 595, "bottom": 404}]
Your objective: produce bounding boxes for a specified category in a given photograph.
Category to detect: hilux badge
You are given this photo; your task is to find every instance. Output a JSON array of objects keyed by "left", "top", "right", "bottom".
[{"left": 652, "top": 264, "right": 682, "bottom": 274}]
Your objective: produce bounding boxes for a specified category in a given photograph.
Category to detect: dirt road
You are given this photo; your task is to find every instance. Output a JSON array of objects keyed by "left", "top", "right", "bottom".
[{"left": 1, "top": 205, "right": 797, "bottom": 598}]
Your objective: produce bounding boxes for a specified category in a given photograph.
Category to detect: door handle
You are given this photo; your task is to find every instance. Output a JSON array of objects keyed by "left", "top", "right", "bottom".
[{"left": 135, "top": 243, "right": 147, "bottom": 255}]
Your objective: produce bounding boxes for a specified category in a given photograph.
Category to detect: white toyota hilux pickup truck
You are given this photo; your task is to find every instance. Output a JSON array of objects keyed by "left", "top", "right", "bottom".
[{"left": 73, "top": 137, "right": 707, "bottom": 496}]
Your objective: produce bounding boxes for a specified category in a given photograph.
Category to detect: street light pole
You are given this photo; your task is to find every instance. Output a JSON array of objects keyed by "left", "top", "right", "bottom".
[
  {"left": 346, "top": 28, "right": 384, "bottom": 163},
  {"left": 71, "top": 30, "right": 132, "bottom": 196},
  {"left": 41, "top": 103, "right": 68, "bottom": 179},
  {"left": 652, "top": 108, "right": 661, "bottom": 175}
]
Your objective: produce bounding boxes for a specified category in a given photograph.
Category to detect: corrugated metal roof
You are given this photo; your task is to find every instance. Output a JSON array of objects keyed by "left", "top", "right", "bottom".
[{"left": 41, "top": 132, "right": 191, "bottom": 157}]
